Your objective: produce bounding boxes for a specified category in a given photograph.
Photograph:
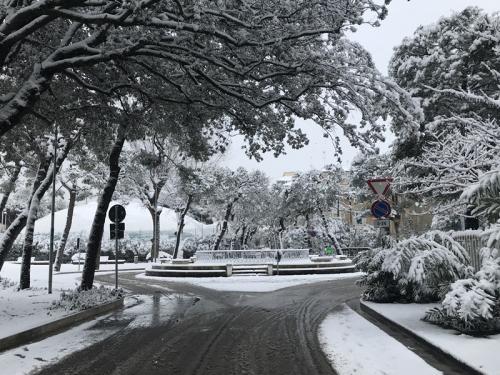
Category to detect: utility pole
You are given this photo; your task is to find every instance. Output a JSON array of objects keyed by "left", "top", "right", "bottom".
[
  {"left": 48, "top": 125, "right": 57, "bottom": 294},
  {"left": 114, "top": 205, "right": 119, "bottom": 290}
]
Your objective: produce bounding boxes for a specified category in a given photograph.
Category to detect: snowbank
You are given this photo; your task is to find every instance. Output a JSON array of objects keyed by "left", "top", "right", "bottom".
[
  {"left": 33, "top": 198, "right": 215, "bottom": 235},
  {"left": 363, "top": 301, "right": 500, "bottom": 375},
  {"left": 319, "top": 304, "right": 440, "bottom": 375},
  {"left": 0, "top": 263, "right": 125, "bottom": 340}
]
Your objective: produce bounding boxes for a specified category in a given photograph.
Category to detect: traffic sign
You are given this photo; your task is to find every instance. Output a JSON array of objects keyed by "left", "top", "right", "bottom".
[
  {"left": 374, "top": 219, "right": 390, "bottom": 228},
  {"left": 367, "top": 178, "right": 393, "bottom": 197},
  {"left": 109, "top": 204, "right": 126, "bottom": 223},
  {"left": 110, "top": 223, "right": 125, "bottom": 239},
  {"left": 371, "top": 200, "right": 391, "bottom": 219}
]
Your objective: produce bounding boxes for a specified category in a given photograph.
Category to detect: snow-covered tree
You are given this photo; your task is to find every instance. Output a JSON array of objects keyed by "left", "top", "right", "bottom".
[
  {"left": 0, "top": 0, "right": 419, "bottom": 164},
  {"left": 53, "top": 154, "right": 94, "bottom": 271},
  {"left": 279, "top": 167, "right": 344, "bottom": 251},
  {"left": 356, "top": 231, "right": 471, "bottom": 303},
  {"left": 389, "top": 7, "right": 500, "bottom": 219},
  {"left": 389, "top": 6, "right": 500, "bottom": 158},
  {"left": 424, "top": 246, "right": 500, "bottom": 335}
]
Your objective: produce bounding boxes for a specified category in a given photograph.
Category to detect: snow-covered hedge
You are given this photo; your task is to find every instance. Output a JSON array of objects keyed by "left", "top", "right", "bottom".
[
  {"left": 424, "top": 247, "right": 500, "bottom": 335},
  {"left": 51, "top": 285, "right": 123, "bottom": 311},
  {"left": 356, "top": 231, "right": 472, "bottom": 303}
]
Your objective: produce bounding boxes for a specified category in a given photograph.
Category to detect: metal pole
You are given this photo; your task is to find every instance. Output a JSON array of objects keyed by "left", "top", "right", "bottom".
[
  {"left": 153, "top": 189, "right": 157, "bottom": 263},
  {"left": 48, "top": 125, "right": 57, "bottom": 294},
  {"left": 76, "top": 237, "right": 80, "bottom": 271},
  {"left": 115, "top": 205, "right": 119, "bottom": 290}
]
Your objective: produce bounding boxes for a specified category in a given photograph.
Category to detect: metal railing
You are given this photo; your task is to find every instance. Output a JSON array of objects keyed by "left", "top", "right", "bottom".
[
  {"left": 195, "top": 249, "right": 310, "bottom": 264},
  {"left": 341, "top": 247, "right": 370, "bottom": 258}
]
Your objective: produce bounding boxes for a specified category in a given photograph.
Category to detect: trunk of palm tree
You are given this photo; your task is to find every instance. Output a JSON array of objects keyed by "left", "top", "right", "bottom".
[
  {"left": 81, "top": 124, "right": 127, "bottom": 290},
  {"left": 0, "top": 160, "right": 47, "bottom": 271},
  {"left": 54, "top": 186, "right": 76, "bottom": 271},
  {"left": 173, "top": 195, "right": 193, "bottom": 259},
  {"left": 0, "top": 161, "right": 22, "bottom": 214}
]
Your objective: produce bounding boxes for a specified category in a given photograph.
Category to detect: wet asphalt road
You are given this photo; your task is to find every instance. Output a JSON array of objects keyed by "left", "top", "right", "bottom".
[{"left": 37, "top": 272, "right": 362, "bottom": 375}]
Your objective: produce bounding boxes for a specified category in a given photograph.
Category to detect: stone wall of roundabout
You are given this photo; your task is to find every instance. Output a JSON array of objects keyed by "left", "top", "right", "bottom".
[{"left": 145, "top": 249, "right": 357, "bottom": 277}]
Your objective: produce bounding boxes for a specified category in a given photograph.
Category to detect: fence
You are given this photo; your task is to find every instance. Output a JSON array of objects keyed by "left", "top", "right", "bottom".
[
  {"left": 195, "top": 249, "right": 310, "bottom": 264},
  {"left": 341, "top": 247, "right": 370, "bottom": 258},
  {"left": 451, "top": 230, "right": 489, "bottom": 271}
]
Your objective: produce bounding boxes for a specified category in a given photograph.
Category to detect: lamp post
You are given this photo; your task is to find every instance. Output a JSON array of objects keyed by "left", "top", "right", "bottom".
[{"left": 48, "top": 125, "right": 57, "bottom": 294}]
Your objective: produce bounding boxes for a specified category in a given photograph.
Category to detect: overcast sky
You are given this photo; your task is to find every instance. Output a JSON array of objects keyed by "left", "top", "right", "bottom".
[{"left": 223, "top": 1, "right": 500, "bottom": 181}]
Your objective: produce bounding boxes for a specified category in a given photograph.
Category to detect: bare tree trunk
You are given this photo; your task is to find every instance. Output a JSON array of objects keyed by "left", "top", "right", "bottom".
[
  {"left": 54, "top": 187, "right": 76, "bottom": 271},
  {"left": 147, "top": 207, "right": 161, "bottom": 260},
  {"left": 244, "top": 227, "right": 256, "bottom": 246},
  {"left": 318, "top": 206, "right": 342, "bottom": 254},
  {"left": 0, "top": 160, "right": 47, "bottom": 271},
  {"left": 20, "top": 144, "right": 71, "bottom": 289},
  {"left": 173, "top": 195, "right": 193, "bottom": 259},
  {"left": 0, "top": 161, "right": 22, "bottom": 214},
  {"left": 213, "top": 201, "right": 235, "bottom": 250},
  {"left": 304, "top": 214, "right": 313, "bottom": 251},
  {"left": 239, "top": 225, "right": 246, "bottom": 249},
  {"left": 81, "top": 124, "right": 126, "bottom": 290}
]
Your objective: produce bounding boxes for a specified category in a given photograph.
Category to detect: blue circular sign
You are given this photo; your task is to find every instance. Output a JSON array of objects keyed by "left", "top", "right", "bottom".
[{"left": 371, "top": 200, "right": 391, "bottom": 219}]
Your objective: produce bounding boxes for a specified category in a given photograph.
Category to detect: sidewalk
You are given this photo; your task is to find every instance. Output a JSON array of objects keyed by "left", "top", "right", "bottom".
[
  {"left": 318, "top": 304, "right": 441, "bottom": 375},
  {"left": 361, "top": 301, "right": 500, "bottom": 375},
  {"left": 0, "top": 262, "right": 126, "bottom": 344}
]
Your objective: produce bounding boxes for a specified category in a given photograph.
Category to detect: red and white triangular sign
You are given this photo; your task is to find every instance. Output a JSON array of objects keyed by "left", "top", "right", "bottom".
[{"left": 367, "top": 178, "right": 393, "bottom": 196}]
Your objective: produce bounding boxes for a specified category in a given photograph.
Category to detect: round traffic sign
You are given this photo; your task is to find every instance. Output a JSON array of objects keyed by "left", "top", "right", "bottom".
[
  {"left": 371, "top": 200, "right": 391, "bottom": 219},
  {"left": 109, "top": 204, "right": 126, "bottom": 223}
]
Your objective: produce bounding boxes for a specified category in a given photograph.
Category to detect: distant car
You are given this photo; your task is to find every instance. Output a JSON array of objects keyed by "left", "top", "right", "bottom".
[
  {"left": 146, "top": 251, "right": 173, "bottom": 261},
  {"left": 71, "top": 252, "right": 86, "bottom": 263}
]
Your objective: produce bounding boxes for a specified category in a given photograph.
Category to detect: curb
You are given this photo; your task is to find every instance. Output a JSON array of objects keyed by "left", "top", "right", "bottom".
[
  {"left": 0, "top": 298, "right": 124, "bottom": 353},
  {"left": 359, "top": 301, "right": 484, "bottom": 375},
  {"left": 55, "top": 268, "right": 145, "bottom": 275}
]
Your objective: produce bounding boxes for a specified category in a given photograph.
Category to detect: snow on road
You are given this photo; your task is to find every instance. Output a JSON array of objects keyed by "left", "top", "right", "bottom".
[
  {"left": 363, "top": 301, "right": 500, "bottom": 375},
  {"left": 319, "top": 304, "right": 441, "bottom": 375},
  {"left": 137, "top": 272, "right": 364, "bottom": 292}
]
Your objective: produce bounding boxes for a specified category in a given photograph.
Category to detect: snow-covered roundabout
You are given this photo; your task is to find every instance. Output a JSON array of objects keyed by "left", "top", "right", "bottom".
[{"left": 145, "top": 249, "right": 356, "bottom": 277}]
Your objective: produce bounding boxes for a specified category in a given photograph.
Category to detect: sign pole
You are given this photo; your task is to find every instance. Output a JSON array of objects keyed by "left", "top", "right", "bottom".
[
  {"left": 48, "top": 125, "right": 57, "bottom": 294},
  {"left": 114, "top": 205, "right": 118, "bottom": 290},
  {"left": 76, "top": 237, "right": 80, "bottom": 271}
]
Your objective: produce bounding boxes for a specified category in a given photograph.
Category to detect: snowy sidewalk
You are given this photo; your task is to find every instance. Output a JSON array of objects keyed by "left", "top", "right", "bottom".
[
  {"left": 362, "top": 301, "right": 500, "bottom": 375},
  {"left": 0, "top": 262, "right": 124, "bottom": 341},
  {"left": 318, "top": 304, "right": 441, "bottom": 375}
]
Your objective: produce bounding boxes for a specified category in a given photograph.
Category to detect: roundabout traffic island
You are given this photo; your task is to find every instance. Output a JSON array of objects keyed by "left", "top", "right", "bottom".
[{"left": 145, "top": 249, "right": 356, "bottom": 277}]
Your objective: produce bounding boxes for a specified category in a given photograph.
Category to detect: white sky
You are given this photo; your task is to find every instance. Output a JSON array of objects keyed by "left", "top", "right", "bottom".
[{"left": 223, "top": 1, "right": 500, "bottom": 180}]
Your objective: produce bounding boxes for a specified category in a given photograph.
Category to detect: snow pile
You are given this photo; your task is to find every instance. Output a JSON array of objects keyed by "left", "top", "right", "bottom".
[
  {"left": 51, "top": 285, "right": 122, "bottom": 311},
  {"left": 319, "top": 305, "right": 440, "bottom": 375}
]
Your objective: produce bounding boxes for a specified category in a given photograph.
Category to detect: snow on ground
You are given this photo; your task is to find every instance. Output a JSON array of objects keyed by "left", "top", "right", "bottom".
[
  {"left": 319, "top": 304, "right": 441, "bottom": 375},
  {"left": 0, "top": 262, "right": 139, "bottom": 340},
  {"left": 363, "top": 302, "right": 500, "bottom": 375},
  {"left": 33, "top": 198, "right": 215, "bottom": 235},
  {"left": 0, "top": 295, "right": 179, "bottom": 375},
  {"left": 137, "top": 272, "right": 363, "bottom": 292}
]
